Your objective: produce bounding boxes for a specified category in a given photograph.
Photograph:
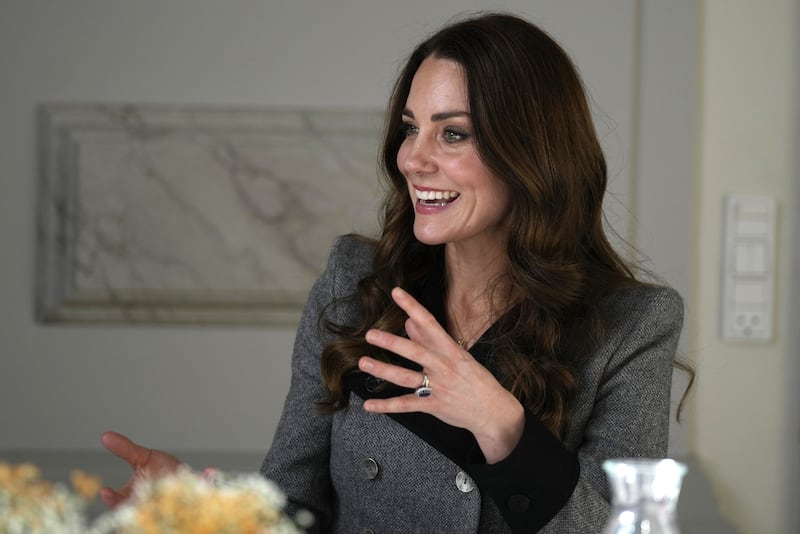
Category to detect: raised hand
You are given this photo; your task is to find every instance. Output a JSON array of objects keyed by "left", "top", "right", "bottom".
[
  {"left": 357, "top": 287, "right": 525, "bottom": 464},
  {"left": 99, "top": 431, "right": 183, "bottom": 508}
]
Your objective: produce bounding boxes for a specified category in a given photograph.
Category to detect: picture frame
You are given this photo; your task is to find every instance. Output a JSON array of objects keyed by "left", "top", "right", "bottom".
[{"left": 36, "top": 104, "right": 384, "bottom": 325}]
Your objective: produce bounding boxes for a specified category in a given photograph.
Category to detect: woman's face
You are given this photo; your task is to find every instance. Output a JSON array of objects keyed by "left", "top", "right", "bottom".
[{"left": 397, "top": 56, "right": 512, "bottom": 249}]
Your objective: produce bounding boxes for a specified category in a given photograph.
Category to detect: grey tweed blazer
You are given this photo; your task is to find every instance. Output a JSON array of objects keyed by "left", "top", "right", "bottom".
[{"left": 261, "top": 235, "right": 683, "bottom": 533}]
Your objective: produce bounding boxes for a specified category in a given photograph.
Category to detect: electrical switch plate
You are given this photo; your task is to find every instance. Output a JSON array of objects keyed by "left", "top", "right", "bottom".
[{"left": 720, "top": 194, "right": 776, "bottom": 342}]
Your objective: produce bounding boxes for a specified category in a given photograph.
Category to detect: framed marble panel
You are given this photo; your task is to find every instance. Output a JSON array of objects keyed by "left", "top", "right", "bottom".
[{"left": 36, "top": 104, "right": 385, "bottom": 325}]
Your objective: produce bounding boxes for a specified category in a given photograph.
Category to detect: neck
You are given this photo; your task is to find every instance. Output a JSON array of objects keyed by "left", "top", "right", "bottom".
[
  {"left": 444, "top": 242, "right": 510, "bottom": 347},
  {"left": 444, "top": 241, "right": 506, "bottom": 297}
]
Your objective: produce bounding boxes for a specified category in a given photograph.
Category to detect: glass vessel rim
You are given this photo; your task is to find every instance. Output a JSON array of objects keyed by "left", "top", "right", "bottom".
[{"left": 603, "top": 458, "right": 687, "bottom": 475}]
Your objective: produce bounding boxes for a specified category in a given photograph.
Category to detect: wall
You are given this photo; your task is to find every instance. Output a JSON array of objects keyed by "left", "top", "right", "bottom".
[
  {"left": 787, "top": 3, "right": 800, "bottom": 524},
  {"left": 692, "top": 0, "right": 799, "bottom": 532},
  {"left": 0, "top": 0, "right": 706, "bottom": 505},
  {"left": 0, "top": 0, "right": 652, "bottom": 452},
  {"left": 634, "top": 1, "right": 698, "bottom": 457}
]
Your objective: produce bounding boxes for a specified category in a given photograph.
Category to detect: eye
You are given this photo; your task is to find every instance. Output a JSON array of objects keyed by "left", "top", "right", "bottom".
[
  {"left": 401, "top": 122, "right": 418, "bottom": 137},
  {"left": 443, "top": 127, "right": 469, "bottom": 143}
]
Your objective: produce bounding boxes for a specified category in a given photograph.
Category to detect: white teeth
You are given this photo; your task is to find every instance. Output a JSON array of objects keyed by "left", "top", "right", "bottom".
[{"left": 415, "top": 189, "right": 459, "bottom": 201}]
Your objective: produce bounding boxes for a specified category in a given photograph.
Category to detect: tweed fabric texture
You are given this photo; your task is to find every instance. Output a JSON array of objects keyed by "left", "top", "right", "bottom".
[{"left": 261, "top": 235, "right": 683, "bottom": 533}]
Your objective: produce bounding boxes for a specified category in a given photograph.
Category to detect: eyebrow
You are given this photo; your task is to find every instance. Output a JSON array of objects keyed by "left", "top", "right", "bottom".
[{"left": 402, "top": 108, "right": 471, "bottom": 121}]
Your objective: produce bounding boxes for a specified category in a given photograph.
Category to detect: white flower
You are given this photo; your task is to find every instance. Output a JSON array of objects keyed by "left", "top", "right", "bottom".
[{"left": 90, "top": 466, "right": 308, "bottom": 533}]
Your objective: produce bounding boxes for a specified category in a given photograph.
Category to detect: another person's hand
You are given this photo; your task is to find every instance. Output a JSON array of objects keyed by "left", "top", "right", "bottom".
[
  {"left": 358, "top": 287, "right": 525, "bottom": 464},
  {"left": 99, "top": 431, "right": 183, "bottom": 508}
]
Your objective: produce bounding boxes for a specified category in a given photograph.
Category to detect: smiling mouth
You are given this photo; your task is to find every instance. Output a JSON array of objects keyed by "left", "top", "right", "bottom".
[{"left": 415, "top": 189, "right": 460, "bottom": 207}]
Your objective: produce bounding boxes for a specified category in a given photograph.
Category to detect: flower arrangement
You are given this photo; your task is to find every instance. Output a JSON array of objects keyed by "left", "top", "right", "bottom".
[
  {"left": 91, "top": 467, "right": 309, "bottom": 534},
  {"left": 0, "top": 461, "right": 100, "bottom": 533},
  {"left": 1, "top": 461, "right": 309, "bottom": 534}
]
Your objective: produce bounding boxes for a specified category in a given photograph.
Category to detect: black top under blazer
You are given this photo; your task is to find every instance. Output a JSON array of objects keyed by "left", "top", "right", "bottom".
[{"left": 261, "top": 235, "right": 683, "bottom": 533}]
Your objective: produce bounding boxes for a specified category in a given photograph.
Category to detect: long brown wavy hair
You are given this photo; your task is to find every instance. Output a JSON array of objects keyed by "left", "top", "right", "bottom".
[{"left": 318, "top": 13, "right": 692, "bottom": 438}]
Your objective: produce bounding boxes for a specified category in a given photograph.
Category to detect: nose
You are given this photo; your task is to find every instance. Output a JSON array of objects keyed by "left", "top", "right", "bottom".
[{"left": 400, "top": 135, "right": 437, "bottom": 175}]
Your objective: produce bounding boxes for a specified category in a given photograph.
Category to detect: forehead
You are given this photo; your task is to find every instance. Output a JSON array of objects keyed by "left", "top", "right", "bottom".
[{"left": 406, "top": 56, "right": 469, "bottom": 111}]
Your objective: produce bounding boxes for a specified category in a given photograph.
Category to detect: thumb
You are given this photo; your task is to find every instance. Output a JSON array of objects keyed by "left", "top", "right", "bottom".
[{"left": 101, "top": 431, "right": 151, "bottom": 467}]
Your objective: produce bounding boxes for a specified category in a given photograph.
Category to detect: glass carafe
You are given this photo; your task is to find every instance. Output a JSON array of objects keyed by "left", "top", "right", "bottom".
[{"left": 602, "top": 458, "right": 687, "bottom": 534}]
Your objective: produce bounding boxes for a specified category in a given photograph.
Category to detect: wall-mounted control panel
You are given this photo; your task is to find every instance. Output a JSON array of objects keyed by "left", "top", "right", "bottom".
[{"left": 720, "top": 194, "right": 777, "bottom": 342}]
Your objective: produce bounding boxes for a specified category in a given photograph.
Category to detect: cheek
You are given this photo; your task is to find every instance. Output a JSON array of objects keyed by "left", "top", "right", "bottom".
[
  {"left": 497, "top": 182, "right": 513, "bottom": 209},
  {"left": 499, "top": 189, "right": 514, "bottom": 221},
  {"left": 484, "top": 177, "right": 513, "bottom": 219}
]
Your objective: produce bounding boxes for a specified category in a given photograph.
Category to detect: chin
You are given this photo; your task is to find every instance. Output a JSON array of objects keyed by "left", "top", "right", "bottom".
[
  {"left": 414, "top": 236, "right": 444, "bottom": 246},
  {"left": 413, "top": 229, "right": 447, "bottom": 246}
]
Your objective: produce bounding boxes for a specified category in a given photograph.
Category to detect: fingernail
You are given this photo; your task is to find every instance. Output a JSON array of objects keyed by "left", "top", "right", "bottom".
[{"left": 359, "top": 357, "right": 374, "bottom": 370}]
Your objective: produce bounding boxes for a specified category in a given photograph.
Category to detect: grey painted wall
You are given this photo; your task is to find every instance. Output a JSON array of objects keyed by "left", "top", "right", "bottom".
[
  {"left": 635, "top": 1, "right": 697, "bottom": 457},
  {"left": 785, "top": 2, "right": 800, "bottom": 524},
  {"left": 0, "top": 0, "right": 694, "bottom": 455}
]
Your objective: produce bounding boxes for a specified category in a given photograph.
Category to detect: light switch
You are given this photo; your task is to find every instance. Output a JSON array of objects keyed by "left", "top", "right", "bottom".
[
  {"left": 733, "top": 240, "right": 766, "bottom": 275},
  {"left": 720, "top": 195, "right": 776, "bottom": 341}
]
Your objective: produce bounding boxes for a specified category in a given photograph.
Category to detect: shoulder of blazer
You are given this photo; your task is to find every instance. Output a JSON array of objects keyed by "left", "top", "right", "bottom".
[
  {"left": 327, "top": 233, "right": 375, "bottom": 288},
  {"left": 317, "top": 234, "right": 376, "bottom": 326},
  {"left": 600, "top": 284, "right": 684, "bottom": 333}
]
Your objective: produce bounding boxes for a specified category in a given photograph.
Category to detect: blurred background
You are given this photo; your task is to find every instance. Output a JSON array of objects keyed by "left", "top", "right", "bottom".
[{"left": 0, "top": 1, "right": 797, "bottom": 532}]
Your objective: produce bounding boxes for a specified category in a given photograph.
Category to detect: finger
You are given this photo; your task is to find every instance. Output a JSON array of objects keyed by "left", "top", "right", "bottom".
[
  {"left": 99, "top": 487, "right": 117, "bottom": 508},
  {"left": 99, "top": 486, "right": 129, "bottom": 509},
  {"left": 101, "top": 431, "right": 152, "bottom": 468},
  {"left": 359, "top": 356, "right": 426, "bottom": 389},
  {"left": 392, "top": 287, "right": 456, "bottom": 347},
  {"left": 404, "top": 316, "right": 451, "bottom": 348},
  {"left": 363, "top": 394, "right": 432, "bottom": 415},
  {"left": 391, "top": 287, "right": 438, "bottom": 329},
  {"left": 365, "top": 329, "right": 432, "bottom": 369}
]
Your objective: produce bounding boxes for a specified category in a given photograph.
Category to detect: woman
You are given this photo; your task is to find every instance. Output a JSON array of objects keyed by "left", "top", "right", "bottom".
[{"left": 101, "top": 13, "right": 690, "bottom": 533}]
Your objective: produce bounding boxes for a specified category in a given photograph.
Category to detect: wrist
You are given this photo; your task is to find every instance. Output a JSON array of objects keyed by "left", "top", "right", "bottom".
[{"left": 474, "top": 394, "right": 525, "bottom": 464}]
